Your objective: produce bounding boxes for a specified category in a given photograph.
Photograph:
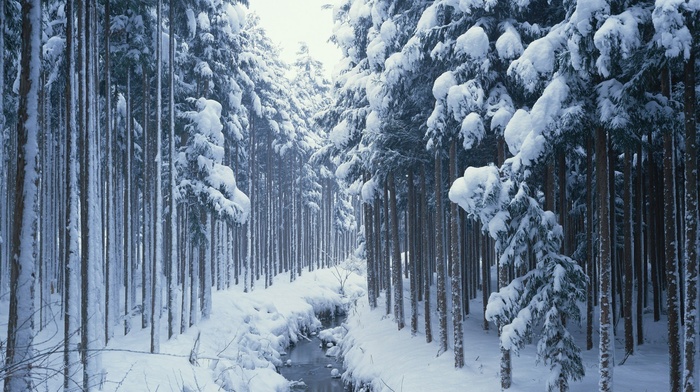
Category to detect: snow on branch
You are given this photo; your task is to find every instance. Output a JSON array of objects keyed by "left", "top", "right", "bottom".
[{"left": 182, "top": 98, "right": 250, "bottom": 224}]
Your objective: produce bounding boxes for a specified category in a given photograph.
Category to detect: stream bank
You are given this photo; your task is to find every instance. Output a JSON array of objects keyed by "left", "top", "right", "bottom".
[{"left": 280, "top": 310, "right": 349, "bottom": 391}]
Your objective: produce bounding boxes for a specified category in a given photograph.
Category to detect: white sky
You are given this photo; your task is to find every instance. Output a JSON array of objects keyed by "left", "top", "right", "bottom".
[{"left": 247, "top": 0, "right": 341, "bottom": 78}]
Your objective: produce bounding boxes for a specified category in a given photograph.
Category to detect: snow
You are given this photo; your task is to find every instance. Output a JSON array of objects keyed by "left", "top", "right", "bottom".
[
  {"left": 416, "top": 4, "right": 438, "bottom": 32},
  {"left": 446, "top": 80, "right": 484, "bottom": 120},
  {"left": 455, "top": 26, "right": 490, "bottom": 59},
  {"left": 329, "top": 118, "right": 353, "bottom": 149},
  {"left": 507, "top": 25, "right": 566, "bottom": 92},
  {"left": 503, "top": 76, "right": 569, "bottom": 170},
  {"left": 652, "top": 0, "right": 692, "bottom": 59},
  {"left": 197, "top": 11, "right": 211, "bottom": 31},
  {"left": 380, "top": 20, "right": 397, "bottom": 44},
  {"left": 6, "top": 268, "right": 364, "bottom": 392},
  {"left": 460, "top": 112, "right": 485, "bottom": 149},
  {"left": 186, "top": 8, "right": 197, "bottom": 38},
  {"left": 349, "top": 0, "right": 371, "bottom": 23},
  {"left": 0, "top": 257, "right": 680, "bottom": 392},
  {"left": 433, "top": 71, "right": 457, "bottom": 100},
  {"left": 569, "top": 0, "right": 610, "bottom": 36},
  {"left": 593, "top": 9, "right": 642, "bottom": 77},
  {"left": 449, "top": 165, "right": 501, "bottom": 216},
  {"left": 495, "top": 24, "right": 524, "bottom": 60},
  {"left": 339, "top": 266, "right": 674, "bottom": 392},
  {"left": 361, "top": 177, "right": 377, "bottom": 202}
]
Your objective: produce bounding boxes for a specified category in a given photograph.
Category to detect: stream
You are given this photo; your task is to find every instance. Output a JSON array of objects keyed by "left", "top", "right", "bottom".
[{"left": 280, "top": 314, "right": 349, "bottom": 391}]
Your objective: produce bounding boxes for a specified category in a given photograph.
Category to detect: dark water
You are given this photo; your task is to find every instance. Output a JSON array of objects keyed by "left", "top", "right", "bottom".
[{"left": 280, "top": 316, "right": 348, "bottom": 392}]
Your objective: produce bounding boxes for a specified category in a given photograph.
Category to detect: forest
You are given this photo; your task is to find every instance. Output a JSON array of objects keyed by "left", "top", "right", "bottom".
[{"left": 0, "top": 0, "right": 698, "bottom": 391}]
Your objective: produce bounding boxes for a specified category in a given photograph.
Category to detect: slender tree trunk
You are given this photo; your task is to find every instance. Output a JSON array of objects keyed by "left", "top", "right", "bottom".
[
  {"left": 124, "top": 69, "right": 133, "bottom": 335},
  {"left": 649, "top": 130, "right": 661, "bottom": 322},
  {"left": 383, "top": 182, "right": 392, "bottom": 315},
  {"left": 586, "top": 134, "right": 594, "bottom": 351},
  {"left": 408, "top": 169, "right": 418, "bottom": 335},
  {"left": 364, "top": 173, "right": 377, "bottom": 308},
  {"left": 103, "top": 0, "right": 114, "bottom": 346},
  {"left": 389, "top": 172, "right": 404, "bottom": 330},
  {"left": 449, "top": 141, "right": 464, "bottom": 369},
  {"left": 151, "top": 0, "right": 163, "bottom": 353},
  {"left": 597, "top": 125, "right": 613, "bottom": 392},
  {"left": 635, "top": 141, "right": 644, "bottom": 347},
  {"left": 661, "top": 67, "right": 682, "bottom": 392},
  {"left": 481, "top": 233, "right": 489, "bottom": 331},
  {"left": 435, "top": 153, "right": 448, "bottom": 354},
  {"left": 624, "top": 147, "right": 634, "bottom": 355},
  {"left": 421, "top": 165, "right": 432, "bottom": 343},
  {"left": 167, "top": 0, "right": 178, "bottom": 340},
  {"left": 142, "top": 69, "right": 151, "bottom": 330},
  {"left": 5, "top": 0, "right": 41, "bottom": 388},
  {"left": 202, "top": 214, "right": 212, "bottom": 319},
  {"left": 683, "top": 48, "right": 698, "bottom": 392},
  {"left": 64, "top": 0, "right": 81, "bottom": 387}
]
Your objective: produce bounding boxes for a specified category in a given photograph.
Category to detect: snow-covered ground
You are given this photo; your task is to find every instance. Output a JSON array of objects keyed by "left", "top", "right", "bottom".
[
  {"left": 338, "top": 271, "right": 671, "bottom": 392},
  {"left": 3, "top": 267, "right": 364, "bottom": 392},
  {"left": 0, "top": 262, "right": 673, "bottom": 392}
]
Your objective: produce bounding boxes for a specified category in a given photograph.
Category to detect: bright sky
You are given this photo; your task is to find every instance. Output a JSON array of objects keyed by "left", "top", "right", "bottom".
[{"left": 247, "top": 0, "right": 341, "bottom": 78}]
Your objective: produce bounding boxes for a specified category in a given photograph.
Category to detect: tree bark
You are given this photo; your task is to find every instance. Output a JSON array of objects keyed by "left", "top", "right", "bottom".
[
  {"left": 661, "top": 67, "right": 681, "bottom": 392},
  {"left": 421, "top": 164, "right": 432, "bottom": 343},
  {"left": 408, "top": 169, "right": 418, "bottom": 334},
  {"left": 683, "top": 47, "right": 698, "bottom": 392},
  {"left": 364, "top": 173, "right": 377, "bottom": 309},
  {"left": 449, "top": 141, "right": 464, "bottom": 369},
  {"left": 5, "top": 0, "right": 40, "bottom": 388},
  {"left": 389, "top": 172, "right": 404, "bottom": 330},
  {"left": 623, "top": 147, "right": 634, "bottom": 355},
  {"left": 596, "top": 125, "right": 613, "bottom": 392},
  {"left": 151, "top": 0, "right": 163, "bottom": 353},
  {"left": 586, "top": 134, "right": 594, "bottom": 351},
  {"left": 435, "top": 153, "right": 448, "bottom": 354},
  {"left": 64, "top": 0, "right": 81, "bottom": 387},
  {"left": 167, "top": 0, "right": 178, "bottom": 341}
]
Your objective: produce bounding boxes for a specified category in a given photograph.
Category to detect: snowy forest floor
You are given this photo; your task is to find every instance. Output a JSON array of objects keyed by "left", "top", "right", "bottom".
[
  {"left": 340, "top": 266, "right": 671, "bottom": 392},
  {"left": 0, "top": 262, "right": 673, "bottom": 392},
  {"left": 0, "top": 267, "right": 365, "bottom": 392}
]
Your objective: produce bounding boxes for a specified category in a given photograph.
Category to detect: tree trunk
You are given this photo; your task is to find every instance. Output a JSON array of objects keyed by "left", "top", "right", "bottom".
[
  {"left": 635, "top": 141, "right": 644, "bottom": 347},
  {"left": 661, "top": 67, "right": 682, "bottom": 392},
  {"left": 435, "top": 153, "right": 448, "bottom": 354},
  {"left": 167, "top": 0, "right": 178, "bottom": 341},
  {"left": 586, "top": 134, "right": 594, "bottom": 351},
  {"left": 408, "top": 169, "right": 418, "bottom": 334},
  {"left": 449, "top": 141, "right": 464, "bottom": 369},
  {"left": 5, "top": 0, "right": 40, "bottom": 388},
  {"left": 649, "top": 130, "right": 661, "bottom": 322},
  {"left": 151, "top": 0, "right": 163, "bottom": 353},
  {"left": 364, "top": 174, "right": 377, "bottom": 308},
  {"left": 683, "top": 48, "right": 697, "bottom": 392},
  {"left": 64, "top": 0, "right": 81, "bottom": 387},
  {"left": 623, "top": 147, "right": 634, "bottom": 355},
  {"left": 103, "top": 0, "right": 113, "bottom": 346},
  {"left": 596, "top": 125, "right": 613, "bottom": 392},
  {"left": 421, "top": 164, "right": 432, "bottom": 343},
  {"left": 383, "top": 181, "right": 392, "bottom": 315},
  {"left": 389, "top": 172, "right": 404, "bottom": 330}
]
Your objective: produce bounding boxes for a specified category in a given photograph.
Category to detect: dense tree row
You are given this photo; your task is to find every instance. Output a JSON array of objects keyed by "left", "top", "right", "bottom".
[
  {"left": 324, "top": 0, "right": 698, "bottom": 390},
  {"left": 0, "top": 1, "right": 353, "bottom": 390}
]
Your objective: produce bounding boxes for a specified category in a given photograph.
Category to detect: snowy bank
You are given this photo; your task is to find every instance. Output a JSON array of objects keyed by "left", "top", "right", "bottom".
[
  {"left": 338, "top": 276, "right": 670, "bottom": 392},
  {"left": 11, "top": 268, "right": 365, "bottom": 392}
]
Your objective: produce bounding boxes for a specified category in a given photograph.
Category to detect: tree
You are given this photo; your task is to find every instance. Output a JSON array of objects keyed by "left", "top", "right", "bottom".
[
  {"left": 4, "top": 0, "right": 41, "bottom": 388},
  {"left": 151, "top": 0, "right": 163, "bottom": 354},
  {"left": 64, "top": 0, "right": 81, "bottom": 387}
]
